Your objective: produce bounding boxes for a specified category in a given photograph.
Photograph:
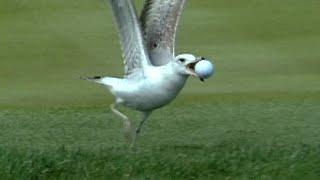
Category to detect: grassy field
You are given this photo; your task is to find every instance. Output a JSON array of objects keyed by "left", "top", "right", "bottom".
[{"left": 1, "top": 0, "right": 320, "bottom": 179}]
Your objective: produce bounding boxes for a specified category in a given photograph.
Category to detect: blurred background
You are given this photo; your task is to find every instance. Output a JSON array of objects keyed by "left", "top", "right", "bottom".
[{"left": 1, "top": 0, "right": 319, "bottom": 107}]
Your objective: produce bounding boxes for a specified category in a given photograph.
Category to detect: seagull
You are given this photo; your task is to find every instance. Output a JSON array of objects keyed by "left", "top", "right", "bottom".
[{"left": 84, "top": 0, "right": 207, "bottom": 146}]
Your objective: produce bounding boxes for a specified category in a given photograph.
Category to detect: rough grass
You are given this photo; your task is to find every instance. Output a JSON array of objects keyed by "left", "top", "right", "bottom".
[
  {"left": 1, "top": 143, "right": 319, "bottom": 179},
  {"left": 0, "top": 0, "right": 320, "bottom": 179},
  {"left": 1, "top": 94, "right": 320, "bottom": 178}
]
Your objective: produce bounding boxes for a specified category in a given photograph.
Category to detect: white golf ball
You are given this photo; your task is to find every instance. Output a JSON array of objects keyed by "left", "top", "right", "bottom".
[{"left": 195, "top": 60, "right": 214, "bottom": 79}]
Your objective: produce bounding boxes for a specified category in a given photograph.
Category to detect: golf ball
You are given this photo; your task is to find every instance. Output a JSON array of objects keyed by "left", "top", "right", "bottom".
[{"left": 195, "top": 60, "right": 214, "bottom": 79}]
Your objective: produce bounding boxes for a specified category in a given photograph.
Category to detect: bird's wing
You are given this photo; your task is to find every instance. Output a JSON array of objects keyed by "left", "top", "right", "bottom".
[
  {"left": 109, "top": 0, "right": 151, "bottom": 78},
  {"left": 140, "top": 0, "right": 186, "bottom": 66}
]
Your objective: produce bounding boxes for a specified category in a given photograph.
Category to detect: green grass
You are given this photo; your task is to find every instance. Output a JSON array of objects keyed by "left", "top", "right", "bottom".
[
  {"left": 1, "top": 143, "right": 320, "bottom": 179},
  {"left": 1, "top": 97, "right": 320, "bottom": 179},
  {"left": 0, "top": 0, "right": 320, "bottom": 179}
]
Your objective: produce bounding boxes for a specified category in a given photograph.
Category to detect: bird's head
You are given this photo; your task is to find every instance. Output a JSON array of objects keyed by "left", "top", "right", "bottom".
[{"left": 173, "top": 53, "right": 204, "bottom": 81}]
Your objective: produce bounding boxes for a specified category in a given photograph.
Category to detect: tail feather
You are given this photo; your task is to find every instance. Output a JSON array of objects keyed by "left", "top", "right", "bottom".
[
  {"left": 80, "top": 76, "right": 121, "bottom": 88},
  {"left": 80, "top": 76, "right": 103, "bottom": 83}
]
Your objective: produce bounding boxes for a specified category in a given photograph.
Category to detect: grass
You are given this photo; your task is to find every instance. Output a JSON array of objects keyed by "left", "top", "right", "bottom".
[
  {"left": 1, "top": 143, "right": 320, "bottom": 179},
  {"left": 1, "top": 95, "right": 319, "bottom": 178},
  {"left": 0, "top": 0, "right": 320, "bottom": 179}
]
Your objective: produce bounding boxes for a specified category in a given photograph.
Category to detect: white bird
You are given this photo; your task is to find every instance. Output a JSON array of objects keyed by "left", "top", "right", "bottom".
[{"left": 84, "top": 0, "right": 208, "bottom": 146}]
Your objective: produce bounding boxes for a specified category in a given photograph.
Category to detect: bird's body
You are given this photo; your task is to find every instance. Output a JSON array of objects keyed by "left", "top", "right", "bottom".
[
  {"left": 99, "top": 64, "right": 187, "bottom": 111},
  {"left": 84, "top": 0, "right": 212, "bottom": 146}
]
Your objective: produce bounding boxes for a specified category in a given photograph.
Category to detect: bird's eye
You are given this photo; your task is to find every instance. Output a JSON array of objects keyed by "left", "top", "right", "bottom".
[
  {"left": 201, "top": 57, "right": 206, "bottom": 60},
  {"left": 179, "top": 58, "right": 186, "bottom": 63}
]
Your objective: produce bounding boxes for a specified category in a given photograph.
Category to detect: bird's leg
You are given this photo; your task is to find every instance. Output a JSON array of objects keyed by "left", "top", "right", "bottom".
[
  {"left": 136, "top": 111, "right": 152, "bottom": 134},
  {"left": 110, "top": 103, "right": 134, "bottom": 142},
  {"left": 130, "top": 111, "right": 152, "bottom": 148}
]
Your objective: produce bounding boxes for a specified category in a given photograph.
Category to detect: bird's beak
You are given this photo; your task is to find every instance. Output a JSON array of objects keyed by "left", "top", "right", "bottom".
[
  {"left": 186, "top": 66, "right": 198, "bottom": 77},
  {"left": 186, "top": 58, "right": 203, "bottom": 81},
  {"left": 186, "top": 61, "right": 198, "bottom": 77}
]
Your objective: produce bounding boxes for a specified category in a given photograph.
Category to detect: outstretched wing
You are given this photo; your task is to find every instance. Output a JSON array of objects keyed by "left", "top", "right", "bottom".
[
  {"left": 140, "top": 0, "right": 186, "bottom": 66},
  {"left": 109, "top": 0, "right": 151, "bottom": 77}
]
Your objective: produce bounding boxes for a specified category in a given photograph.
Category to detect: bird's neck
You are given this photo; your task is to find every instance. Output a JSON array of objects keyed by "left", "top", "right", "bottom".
[
  {"left": 146, "top": 64, "right": 188, "bottom": 92},
  {"left": 161, "top": 64, "right": 188, "bottom": 92}
]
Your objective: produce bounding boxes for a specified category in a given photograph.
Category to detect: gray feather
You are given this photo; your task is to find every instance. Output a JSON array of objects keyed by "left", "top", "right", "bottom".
[
  {"left": 140, "top": 0, "right": 186, "bottom": 66},
  {"left": 109, "top": 0, "right": 151, "bottom": 77}
]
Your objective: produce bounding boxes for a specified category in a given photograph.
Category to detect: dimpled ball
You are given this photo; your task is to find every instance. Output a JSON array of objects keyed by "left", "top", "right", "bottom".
[{"left": 195, "top": 60, "right": 214, "bottom": 79}]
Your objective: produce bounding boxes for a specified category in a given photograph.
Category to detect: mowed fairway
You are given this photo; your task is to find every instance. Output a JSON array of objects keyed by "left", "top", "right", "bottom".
[{"left": 1, "top": 0, "right": 320, "bottom": 178}]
